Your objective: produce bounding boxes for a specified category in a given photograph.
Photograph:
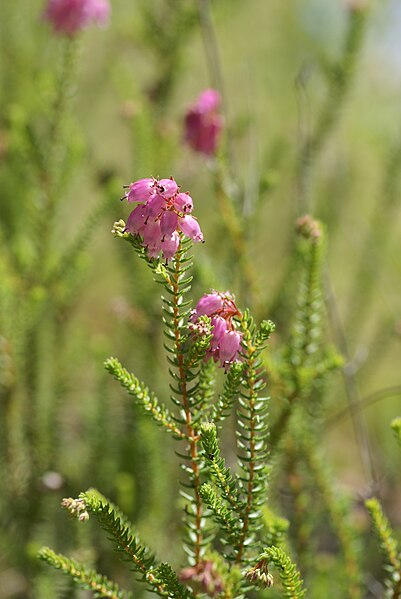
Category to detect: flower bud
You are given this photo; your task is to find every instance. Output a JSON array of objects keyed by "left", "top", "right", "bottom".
[
  {"left": 43, "top": 0, "right": 111, "bottom": 37},
  {"left": 184, "top": 89, "right": 222, "bottom": 156}
]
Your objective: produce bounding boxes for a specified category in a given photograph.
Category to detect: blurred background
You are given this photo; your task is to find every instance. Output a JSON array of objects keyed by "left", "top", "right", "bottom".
[{"left": 1, "top": 0, "right": 401, "bottom": 597}]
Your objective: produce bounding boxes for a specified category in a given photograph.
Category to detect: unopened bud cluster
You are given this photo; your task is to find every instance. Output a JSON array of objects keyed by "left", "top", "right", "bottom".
[
  {"left": 296, "top": 214, "right": 322, "bottom": 241},
  {"left": 121, "top": 176, "right": 203, "bottom": 262},
  {"left": 244, "top": 560, "right": 274, "bottom": 589},
  {"left": 61, "top": 497, "right": 89, "bottom": 522}
]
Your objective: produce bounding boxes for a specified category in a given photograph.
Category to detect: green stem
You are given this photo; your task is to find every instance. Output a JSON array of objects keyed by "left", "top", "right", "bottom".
[
  {"left": 170, "top": 242, "right": 203, "bottom": 564},
  {"left": 35, "top": 38, "right": 78, "bottom": 277},
  {"left": 212, "top": 163, "right": 258, "bottom": 307},
  {"left": 235, "top": 320, "right": 258, "bottom": 564},
  {"left": 304, "top": 443, "right": 361, "bottom": 599},
  {"left": 297, "top": 7, "right": 367, "bottom": 213}
]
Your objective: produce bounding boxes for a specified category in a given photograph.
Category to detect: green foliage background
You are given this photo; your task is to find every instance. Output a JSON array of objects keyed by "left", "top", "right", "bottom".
[{"left": 1, "top": 0, "right": 401, "bottom": 597}]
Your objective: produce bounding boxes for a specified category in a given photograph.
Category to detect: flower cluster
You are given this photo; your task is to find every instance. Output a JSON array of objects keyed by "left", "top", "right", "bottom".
[
  {"left": 184, "top": 89, "right": 222, "bottom": 156},
  {"left": 61, "top": 497, "right": 89, "bottom": 522},
  {"left": 122, "top": 177, "right": 204, "bottom": 262},
  {"left": 43, "top": 0, "right": 110, "bottom": 36},
  {"left": 295, "top": 214, "right": 322, "bottom": 241},
  {"left": 190, "top": 291, "right": 242, "bottom": 370},
  {"left": 180, "top": 561, "right": 224, "bottom": 597}
]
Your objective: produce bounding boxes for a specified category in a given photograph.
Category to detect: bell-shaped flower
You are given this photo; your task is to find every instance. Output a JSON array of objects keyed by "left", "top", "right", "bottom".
[
  {"left": 161, "top": 232, "right": 180, "bottom": 262},
  {"left": 179, "top": 215, "right": 204, "bottom": 243},
  {"left": 192, "top": 293, "right": 223, "bottom": 319},
  {"left": 210, "top": 316, "right": 227, "bottom": 350},
  {"left": 126, "top": 205, "right": 147, "bottom": 235},
  {"left": 146, "top": 194, "right": 166, "bottom": 218},
  {"left": 125, "top": 178, "right": 156, "bottom": 203},
  {"left": 147, "top": 241, "right": 163, "bottom": 259},
  {"left": 160, "top": 210, "right": 178, "bottom": 237},
  {"left": 142, "top": 219, "right": 162, "bottom": 248},
  {"left": 174, "top": 192, "right": 193, "bottom": 214},
  {"left": 184, "top": 89, "right": 222, "bottom": 156},
  {"left": 219, "top": 330, "right": 242, "bottom": 367},
  {"left": 158, "top": 178, "right": 179, "bottom": 199}
]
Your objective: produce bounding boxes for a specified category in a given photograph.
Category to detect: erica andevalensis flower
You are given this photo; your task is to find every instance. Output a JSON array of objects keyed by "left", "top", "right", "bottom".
[
  {"left": 180, "top": 561, "right": 224, "bottom": 597},
  {"left": 184, "top": 89, "right": 222, "bottom": 156},
  {"left": 121, "top": 176, "right": 203, "bottom": 262},
  {"left": 190, "top": 291, "right": 242, "bottom": 370},
  {"left": 43, "top": 0, "right": 110, "bottom": 36}
]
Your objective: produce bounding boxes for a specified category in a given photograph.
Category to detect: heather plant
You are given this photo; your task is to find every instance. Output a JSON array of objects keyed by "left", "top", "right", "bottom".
[
  {"left": 37, "top": 190, "right": 401, "bottom": 597},
  {"left": 39, "top": 176, "right": 300, "bottom": 597}
]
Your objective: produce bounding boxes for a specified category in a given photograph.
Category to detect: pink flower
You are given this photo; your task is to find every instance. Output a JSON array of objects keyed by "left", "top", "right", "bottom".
[
  {"left": 192, "top": 294, "right": 223, "bottom": 319},
  {"left": 210, "top": 316, "right": 226, "bottom": 350},
  {"left": 160, "top": 211, "right": 178, "bottom": 236},
  {"left": 161, "top": 232, "right": 180, "bottom": 262},
  {"left": 191, "top": 291, "right": 242, "bottom": 369},
  {"left": 174, "top": 192, "right": 193, "bottom": 214},
  {"left": 125, "top": 204, "right": 147, "bottom": 235},
  {"left": 121, "top": 176, "right": 204, "bottom": 262},
  {"left": 146, "top": 194, "right": 166, "bottom": 217},
  {"left": 184, "top": 89, "right": 222, "bottom": 156},
  {"left": 179, "top": 215, "right": 204, "bottom": 243},
  {"left": 219, "top": 330, "right": 241, "bottom": 364},
  {"left": 125, "top": 178, "right": 156, "bottom": 203},
  {"left": 196, "top": 89, "right": 221, "bottom": 112},
  {"left": 158, "top": 178, "right": 179, "bottom": 199},
  {"left": 43, "top": 0, "right": 110, "bottom": 36},
  {"left": 142, "top": 219, "right": 162, "bottom": 247},
  {"left": 180, "top": 561, "right": 224, "bottom": 597}
]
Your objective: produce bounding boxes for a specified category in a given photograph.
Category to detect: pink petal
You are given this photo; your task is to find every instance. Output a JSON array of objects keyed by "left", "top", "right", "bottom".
[
  {"left": 196, "top": 89, "right": 221, "bottom": 113},
  {"left": 210, "top": 316, "right": 226, "bottom": 349},
  {"left": 219, "top": 331, "right": 241, "bottom": 365},
  {"left": 161, "top": 232, "right": 180, "bottom": 262},
  {"left": 195, "top": 293, "right": 223, "bottom": 317},
  {"left": 160, "top": 210, "right": 178, "bottom": 236},
  {"left": 126, "top": 178, "right": 155, "bottom": 203},
  {"left": 146, "top": 193, "right": 166, "bottom": 217},
  {"left": 142, "top": 219, "right": 162, "bottom": 247},
  {"left": 126, "top": 205, "right": 147, "bottom": 234}
]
